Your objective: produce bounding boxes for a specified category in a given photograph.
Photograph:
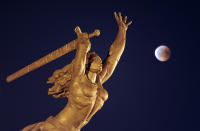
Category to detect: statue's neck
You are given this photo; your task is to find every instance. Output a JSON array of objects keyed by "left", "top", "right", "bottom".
[{"left": 87, "top": 71, "right": 97, "bottom": 83}]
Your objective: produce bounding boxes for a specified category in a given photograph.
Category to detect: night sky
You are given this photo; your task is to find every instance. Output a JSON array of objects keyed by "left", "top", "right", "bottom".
[{"left": 1, "top": 1, "right": 200, "bottom": 131}]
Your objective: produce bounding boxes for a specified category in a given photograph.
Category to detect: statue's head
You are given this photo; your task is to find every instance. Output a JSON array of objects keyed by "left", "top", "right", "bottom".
[
  {"left": 86, "top": 52, "right": 102, "bottom": 74},
  {"left": 47, "top": 51, "right": 102, "bottom": 98}
]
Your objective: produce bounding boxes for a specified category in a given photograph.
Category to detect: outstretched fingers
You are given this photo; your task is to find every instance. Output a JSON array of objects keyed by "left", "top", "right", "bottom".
[
  {"left": 126, "top": 21, "right": 132, "bottom": 26},
  {"left": 114, "top": 12, "right": 123, "bottom": 22},
  {"left": 118, "top": 12, "right": 122, "bottom": 21},
  {"left": 114, "top": 12, "right": 119, "bottom": 22},
  {"left": 123, "top": 16, "right": 127, "bottom": 23},
  {"left": 114, "top": 11, "right": 132, "bottom": 29}
]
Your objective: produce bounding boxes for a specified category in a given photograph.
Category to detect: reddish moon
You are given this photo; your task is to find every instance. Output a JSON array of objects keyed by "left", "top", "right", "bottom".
[{"left": 155, "top": 45, "right": 171, "bottom": 62}]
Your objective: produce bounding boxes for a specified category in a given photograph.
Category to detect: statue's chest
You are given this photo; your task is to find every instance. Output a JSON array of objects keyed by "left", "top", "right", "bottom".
[{"left": 70, "top": 76, "right": 98, "bottom": 98}]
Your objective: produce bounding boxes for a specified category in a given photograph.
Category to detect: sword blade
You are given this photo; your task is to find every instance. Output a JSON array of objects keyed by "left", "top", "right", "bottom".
[{"left": 6, "top": 40, "right": 76, "bottom": 83}]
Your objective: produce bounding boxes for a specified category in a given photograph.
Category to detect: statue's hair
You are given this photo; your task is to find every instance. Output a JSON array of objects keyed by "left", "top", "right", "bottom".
[{"left": 47, "top": 52, "right": 100, "bottom": 98}]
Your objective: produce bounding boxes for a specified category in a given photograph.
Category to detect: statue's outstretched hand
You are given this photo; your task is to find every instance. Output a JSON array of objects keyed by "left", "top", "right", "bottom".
[{"left": 114, "top": 12, "right": 132, "bottom": 31}]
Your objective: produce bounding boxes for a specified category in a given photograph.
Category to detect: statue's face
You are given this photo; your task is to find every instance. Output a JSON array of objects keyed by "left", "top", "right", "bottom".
[{"left": 89, "top": 56, "right": 102, "bottom": 73}]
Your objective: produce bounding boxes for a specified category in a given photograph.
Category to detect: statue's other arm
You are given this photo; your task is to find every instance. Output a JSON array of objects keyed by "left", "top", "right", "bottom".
[
  {"left": 99, "top": 12, "right": 132, "bottom": 84},
  {"left": 73, "top": 27, "right": 91, "bottom": 77}
]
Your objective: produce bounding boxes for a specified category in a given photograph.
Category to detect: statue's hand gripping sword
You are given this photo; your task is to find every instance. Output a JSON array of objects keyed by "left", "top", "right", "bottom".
[{"left": 6, "top": 26, "right": 100, "bottom": 83}]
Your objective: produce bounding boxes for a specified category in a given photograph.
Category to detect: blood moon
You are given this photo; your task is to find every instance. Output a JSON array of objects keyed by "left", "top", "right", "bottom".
[{"left": 155, "top": 45, "right": 171, "bottom": 62}]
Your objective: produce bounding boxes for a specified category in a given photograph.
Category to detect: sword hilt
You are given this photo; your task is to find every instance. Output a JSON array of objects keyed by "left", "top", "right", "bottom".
[
  {"left": 74, "top": 26, "right": 100, "bottom": 39},
  {"left": 89, "top": 29, "right": 100, "bottom": 38}
]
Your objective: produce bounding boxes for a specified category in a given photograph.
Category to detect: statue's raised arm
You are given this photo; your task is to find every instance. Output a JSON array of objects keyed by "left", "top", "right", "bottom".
[
  {"left": 99, "top": 12, "right": 132, "bottom": 84},
  {"left": 72, "top": 26, "right": 91, "bottom": 77}
]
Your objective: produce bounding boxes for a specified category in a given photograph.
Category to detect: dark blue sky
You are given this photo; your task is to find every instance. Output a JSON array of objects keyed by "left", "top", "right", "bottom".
[{"left": 0, "top": 1, "right": 200, "bottom": 131}]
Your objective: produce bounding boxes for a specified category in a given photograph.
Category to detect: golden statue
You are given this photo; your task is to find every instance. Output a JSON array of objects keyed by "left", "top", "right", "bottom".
[{"left": 7, "top": 12, "right": 132, "bottom": 131}]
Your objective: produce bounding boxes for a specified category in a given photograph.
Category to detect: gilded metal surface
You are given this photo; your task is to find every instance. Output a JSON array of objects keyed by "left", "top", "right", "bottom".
[
  {"left": 15, "top": 12, "right": 132, "bottom": 131},
  {"left": 6, "top": 30, "right": 100, "bottom": 83}
]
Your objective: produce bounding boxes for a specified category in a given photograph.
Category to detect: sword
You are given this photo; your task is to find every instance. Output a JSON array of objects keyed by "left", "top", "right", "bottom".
[{"left": 6, "top": 26, "right": 100, "bottom": 83}]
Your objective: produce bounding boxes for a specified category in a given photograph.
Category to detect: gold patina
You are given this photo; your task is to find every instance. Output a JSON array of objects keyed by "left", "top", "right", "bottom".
[{"left": 7, "top": 12, "right": 132, "bottom": 131}]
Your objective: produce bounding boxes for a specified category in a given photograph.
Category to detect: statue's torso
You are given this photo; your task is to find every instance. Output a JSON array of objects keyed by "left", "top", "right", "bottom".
[
  {"left": 69, "top": 75, "right": 99, "bottom": 108},
  {"left": 68, "top": 74, "right": 108, "bottom": 125},
  {"left": 22, "top": 74, "right": 108, "bottom": 131}
]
